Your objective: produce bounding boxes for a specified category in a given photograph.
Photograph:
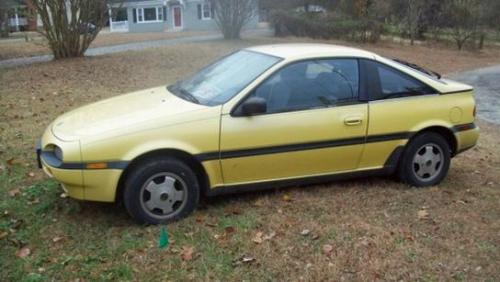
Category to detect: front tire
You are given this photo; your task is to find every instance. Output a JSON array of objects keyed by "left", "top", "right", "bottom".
[
  {"left": 398, "top": 132, "right": 451, "bottom": 187},
  {"left": 123, "top": 157, "right": 199, "bottom": 224}
]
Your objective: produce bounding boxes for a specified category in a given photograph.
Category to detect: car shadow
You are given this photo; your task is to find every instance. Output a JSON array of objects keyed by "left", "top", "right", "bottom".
[{"left": 68, "top": 175, "right": 404, "bottom": 226}]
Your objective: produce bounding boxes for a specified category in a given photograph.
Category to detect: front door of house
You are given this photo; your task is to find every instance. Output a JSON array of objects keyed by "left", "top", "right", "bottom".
[{"left": 173, "top": 6, "right": 182, "bottom": 28}]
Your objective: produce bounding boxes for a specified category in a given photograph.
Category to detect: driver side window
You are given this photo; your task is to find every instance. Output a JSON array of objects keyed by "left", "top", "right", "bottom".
[{"left": 250, "top": 59, "right": 359, "bottom": 114}]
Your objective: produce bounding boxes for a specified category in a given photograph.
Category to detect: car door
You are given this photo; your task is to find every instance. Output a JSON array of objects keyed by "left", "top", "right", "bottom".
[
  {"left": 219, "top": 58, "right": 368, "bottom": 185},
  {"left": 358, "top": 59, "right": 438, "bottom": 169}
]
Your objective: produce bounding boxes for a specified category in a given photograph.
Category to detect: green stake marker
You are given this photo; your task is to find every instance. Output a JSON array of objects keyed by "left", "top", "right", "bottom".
[{"left": 159, "top": 226, "right": 169, "bottom": 249}]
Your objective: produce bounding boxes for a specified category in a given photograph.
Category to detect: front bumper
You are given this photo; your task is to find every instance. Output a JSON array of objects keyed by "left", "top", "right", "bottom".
[
  {"left": 36, "top": 141, "right": 42, "bottom": 169},
  {"left": 36, "top": 140, "right": 122, "bottom": 202}
]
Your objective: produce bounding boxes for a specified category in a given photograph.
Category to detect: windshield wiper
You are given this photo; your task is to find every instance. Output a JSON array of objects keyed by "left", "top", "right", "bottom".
[{"left": 178, "top": 88, "right": 200, "bottom": 104}]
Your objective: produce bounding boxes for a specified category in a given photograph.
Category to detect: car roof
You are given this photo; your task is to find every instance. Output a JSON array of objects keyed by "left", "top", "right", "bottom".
[
  {"left": 244, "top": 44, "right": 473, "bottom": 94},
  {"left": 246, "top": 43, "right": 377, "bottom": 60}
]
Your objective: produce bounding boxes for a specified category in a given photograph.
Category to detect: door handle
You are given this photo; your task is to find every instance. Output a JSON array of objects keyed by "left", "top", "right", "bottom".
[{"left": 344, "top": 117, "right": 363, "bottom": 126}]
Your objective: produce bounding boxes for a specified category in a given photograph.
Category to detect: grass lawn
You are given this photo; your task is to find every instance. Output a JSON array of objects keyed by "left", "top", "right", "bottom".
[
  {"left": 1, "top": 37, "right": 499, "bottom": 281},
  {"left": 0, "top": 30, "right": 215, "bottom": 60}
]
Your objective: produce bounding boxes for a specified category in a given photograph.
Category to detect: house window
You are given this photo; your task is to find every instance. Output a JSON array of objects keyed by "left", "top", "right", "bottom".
[
  {"left": 202, "top": 3, "right": 211, "bottom": 19},
  {"left": 157, "top": 7, "right": 163, "bottom": 21},
  {"left": 198, "top": 2, "right": 212, "bottom": 20},
  {"left": 113, "top": 8, "right": 128, "bottom": 22},
  {"left": 136, "top": 7, "right": 164, "bottom": 23},
  {"left": 144, "top": 8, "right": 156, "bottom": 21}
]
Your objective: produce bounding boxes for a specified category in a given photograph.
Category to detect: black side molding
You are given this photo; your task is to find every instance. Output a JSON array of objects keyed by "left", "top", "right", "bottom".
[
  {"left": 451, "top": 123, "right": 476, "bottom": 133},
  {"left": 196, "top": 132, "right": 411, "bottom": 162},
  {"left": 39, "top": 150, "right": 129, "bottom": 170}
]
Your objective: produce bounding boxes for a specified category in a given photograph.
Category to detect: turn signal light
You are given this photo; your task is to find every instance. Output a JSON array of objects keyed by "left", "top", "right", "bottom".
[{"left": 86, "top": 162, "right": 107, "bottom": 169}]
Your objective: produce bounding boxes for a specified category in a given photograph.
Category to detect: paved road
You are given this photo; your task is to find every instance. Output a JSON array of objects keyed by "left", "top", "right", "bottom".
[
  {"left": 449, "top": 65, "right": 500, "bottom": 125},
  {"left": 0, "top": 29, "right": 272, "bottom": 69}
]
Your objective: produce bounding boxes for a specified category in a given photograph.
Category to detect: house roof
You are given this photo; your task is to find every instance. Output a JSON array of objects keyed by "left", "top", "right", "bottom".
[{"left": 246, "top": 44, "right": 377, "bottom": 60}]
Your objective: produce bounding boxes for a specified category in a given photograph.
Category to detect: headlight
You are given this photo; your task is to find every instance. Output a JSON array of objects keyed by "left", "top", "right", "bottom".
[{"left": 54, "top": 146, "right": 63, "bottom": 161}]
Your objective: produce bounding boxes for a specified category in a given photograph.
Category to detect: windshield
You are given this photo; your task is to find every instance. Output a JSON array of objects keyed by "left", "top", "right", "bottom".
[{"left": 168, "top": 50, "right": 281, "bottom": 106}]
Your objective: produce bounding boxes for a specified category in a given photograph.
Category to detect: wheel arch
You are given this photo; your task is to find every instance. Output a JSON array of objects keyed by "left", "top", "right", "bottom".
[
  {"left": 410, "top": 126, "right": 458, "bottom": 156},
  {"left": 115, "top": 149, "right": 209, "bottom": 202}
]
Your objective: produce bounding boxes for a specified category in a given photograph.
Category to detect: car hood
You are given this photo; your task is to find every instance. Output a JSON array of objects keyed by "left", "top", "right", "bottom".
[{"left": 51, "top": 86, "right": 208, "bottom": 142}]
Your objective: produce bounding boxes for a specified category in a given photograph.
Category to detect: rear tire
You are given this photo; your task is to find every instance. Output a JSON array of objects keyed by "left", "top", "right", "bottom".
[
  {"left": 398, "top": 132, "right": 451, "bottom": 187},
  {"left": 123, "top": 157, "right": 199, "bottom": 224}
]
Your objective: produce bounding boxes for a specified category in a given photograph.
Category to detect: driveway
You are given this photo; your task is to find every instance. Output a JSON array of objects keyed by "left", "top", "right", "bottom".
[
  {"left": 0, "top": 29, "right": 272, "bottom": 69},
  {"left": 449, "top": 65, "right": 500, "bottom": 125}
]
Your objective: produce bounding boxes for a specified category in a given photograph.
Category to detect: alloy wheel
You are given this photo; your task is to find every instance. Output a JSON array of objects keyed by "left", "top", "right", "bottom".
[
  {"left": 139, "top": 172, "right": 188, "bottom": 220},
  {"left": 412, "top": 143, "right": 444, "bottom": 182}
]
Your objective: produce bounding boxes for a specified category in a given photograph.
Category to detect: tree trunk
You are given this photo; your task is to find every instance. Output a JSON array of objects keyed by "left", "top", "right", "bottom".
[
  {"left": 478, "top": 33, "right": 485, "bottom": 50},
  {"left": 0, "top": 11, "right": 9, "bottom": 38}
]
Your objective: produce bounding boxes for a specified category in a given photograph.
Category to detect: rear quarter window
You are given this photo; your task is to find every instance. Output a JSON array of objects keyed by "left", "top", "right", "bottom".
[{"left": 363, "top": 60, "right": 436, "bottom": 101}]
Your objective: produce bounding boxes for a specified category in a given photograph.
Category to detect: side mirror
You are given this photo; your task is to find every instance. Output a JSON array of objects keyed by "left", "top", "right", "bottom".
[{"left": 240, "top": 97, "right": 267, "bottom": 116}]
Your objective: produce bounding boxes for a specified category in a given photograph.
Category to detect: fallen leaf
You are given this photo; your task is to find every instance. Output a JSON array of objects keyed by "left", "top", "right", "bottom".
[
  {"left": 27, "top": 199, "right": 40, "bottom": 205},
  {"left": 195, "top": 216, "right": 205, "bottom": 223},
  {"left": 16, "top": 247, "right": 31, "bottom": 258},
  {"left": 6, "top": 158, "right": 15, "bottom": 166},
  {"left": 418, "top": 209, "right": 430, "bottom": 220},
  {"left": 322, "top": 244, "right": 334, "bottom": 256},
  {"left": 60, "top": 193, "right": 68, "bottom": 198},
  {"left": 242, "top": 256, "right": 255, "bottom": 263},
  {"left": 205, "top": 222, "right": 218, "bottom": 227},
  {"left": 282, "top": 194, "right": 292, "bottom": 202},
  {"left": 8, "top": 188, "right": 21, "bottom": 197},
  {"left": 10, "top": 219, "right": 23, "bottom": 230},
  {"left": 311, "top": 234, "right": 320, "bottom": 240},
  {"left": 27, "top": 172, "right": 35, "bottom": 177},
  {"left": 224, "top": 226, "right": 236, "bottom": 234},
  {"left": 180, "top": 246, "right": 194, "bottom": 261},
  {"left": 233, "top": 255, "right": 256, "bottom": 266},
  {"left": 253, "top": 199, "right": 265, "bottom": 207},
  {"left": 224, "top": 207, "right": 242, "bottom": 215},
  {"left": 0, "top": 231, "right": 8, "bottom": 240},
  {"left": 252, "top": 232, "right": 264, "bottom": 244},
  {"left": 263, "top": 231, "right": 276, "bottom": 240},
  {"left": 300, "top": 229, "right": 310, "bottom": 236},
  {"left": 52, "top": 236, "right": 64, "bottom": 243}
]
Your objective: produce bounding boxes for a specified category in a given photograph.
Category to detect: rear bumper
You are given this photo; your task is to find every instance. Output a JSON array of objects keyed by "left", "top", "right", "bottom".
[{"left": 453, "top": 123, "right": 479, "bottom": 155}]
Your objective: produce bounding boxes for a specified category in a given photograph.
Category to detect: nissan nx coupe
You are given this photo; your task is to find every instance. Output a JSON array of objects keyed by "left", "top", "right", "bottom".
[{"left": 37, "top": 44, "right": 479, "bottom": 224}]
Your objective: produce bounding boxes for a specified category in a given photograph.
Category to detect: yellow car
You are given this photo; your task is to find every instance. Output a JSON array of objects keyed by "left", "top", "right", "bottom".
[{"left": 37, "top": 44, "right": 479, "bottom": 224}]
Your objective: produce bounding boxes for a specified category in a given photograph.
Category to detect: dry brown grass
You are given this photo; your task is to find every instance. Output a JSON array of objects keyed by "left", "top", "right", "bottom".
[
  {"left": 0, "top": 37, "right": 499, "bottom": 281},
  {"left": 0, "top": 30, "right": 214, "bottom": 60}
]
